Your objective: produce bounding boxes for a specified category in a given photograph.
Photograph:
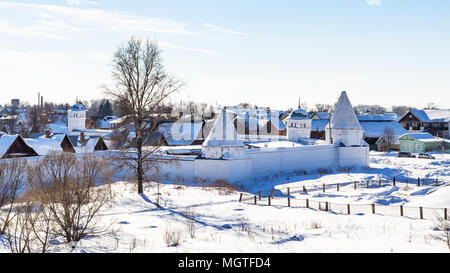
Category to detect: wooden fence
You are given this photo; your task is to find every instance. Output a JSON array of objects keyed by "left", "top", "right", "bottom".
[
  {"left": 238, "top": 177, "right": 449, "bottom": 221},
  {"left": 253, "top": 177, "right": 443, "bottom": 199}
]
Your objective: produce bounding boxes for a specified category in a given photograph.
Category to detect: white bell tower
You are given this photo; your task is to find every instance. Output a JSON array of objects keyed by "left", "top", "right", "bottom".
[{"left": 68, "top": 102, "right": 86, "bottom": 133}]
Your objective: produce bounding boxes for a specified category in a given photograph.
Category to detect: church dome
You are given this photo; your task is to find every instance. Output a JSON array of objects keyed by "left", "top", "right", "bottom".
[{"left": 70, "top": 103, "right": 85, "bottom": 111}]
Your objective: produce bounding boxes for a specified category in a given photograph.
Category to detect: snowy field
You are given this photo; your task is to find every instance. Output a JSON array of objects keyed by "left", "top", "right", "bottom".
[{"left": 1, "top": 151, "right": 449, "bottom": 253}]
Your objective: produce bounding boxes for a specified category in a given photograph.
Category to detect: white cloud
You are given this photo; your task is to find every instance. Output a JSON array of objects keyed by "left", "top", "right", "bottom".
[
  {"left": 66, "top": 0, "right": 99, "bottom": 6},
  {"left": 0, "top": 1, "right": 199, "bottom": 38},
  {"left": 366, "top": 0, "right": 381, "bottom": 6},
  {"left": 83, "top": 1, "right": 100, "bottom": 5},
  {"left": 203, "top": 23, "right": 250, "bottom": 36},
  {"left": 66, "top": 0, "right": 81, "bottom": 5}
]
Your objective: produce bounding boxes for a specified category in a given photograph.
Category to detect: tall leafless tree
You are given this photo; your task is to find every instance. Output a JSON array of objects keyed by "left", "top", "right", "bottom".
[
  {"left": 380, "top": 127, "right": 396, "bottom": 153},
  {"left": 105, "top": 37, "right": 183, "bottom": 194}
]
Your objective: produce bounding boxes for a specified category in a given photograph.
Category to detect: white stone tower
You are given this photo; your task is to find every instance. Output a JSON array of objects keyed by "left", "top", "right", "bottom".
[
  {"left": 326, "top": 91, "right": 364, "bottom": 146},
  {"left": 67, "top": 102, "right": 86, "bottom": 133},
  {"left": 202, "top": 108, "right": 246, "bottom": 159}
]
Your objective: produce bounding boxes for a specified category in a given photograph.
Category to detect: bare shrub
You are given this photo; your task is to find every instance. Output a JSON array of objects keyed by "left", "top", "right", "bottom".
[
  {"left": 164, "top": 223, "right": 183, "bottom": 247},
  {"left": 211, "top": 179, "right": 237, "bottom": 195},
  {"left": 310, "top": 220, "right": 322, "bottom": 229},
  {"left": 184, "top": 206, "right": 196, "bottom": 239},
  {"left": 431, "top": 215, "right": 450, "bottom": 250},
  {"left": 5, "top": 203, "right": 35, "bottom": 253},
  {"left": 28, "top": 152, "right": 115, "bottom": 243},
  {"left": 0, "top": 159, "right": 28, "bottom": 235},
  {"left": 238, "top": 218, "right": 254, "bottom": 241}
]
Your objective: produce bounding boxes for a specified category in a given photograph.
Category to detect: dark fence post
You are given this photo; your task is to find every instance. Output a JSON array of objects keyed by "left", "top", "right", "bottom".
[
  {"left": 325, "top": 202, "right": 329, "bottom": 212},
  {"left": 288, "top": 197, "right": 291, "bottom": 207},
  {"left": 379, "top": 180, "right": 381, "bottom": 187},
  {"left": 347, "top": 204, "right": 350, "bottom": 215},
  {"left": 337, "top": 183, "right": 340, "bottom": 192},
  {"left": 354, "top": 181, "right": 357, "bottom": 190},
  {"left": 303, "top": 186, "right": 308, "bottom": 194},
  {"left": 259, "top": 191, "right": 261, "bottom": 200},
  {"left": 420, "top": 207, "right": 423, "bottom": 219},
  {"left": 393, "top": 177, "right": 396, "bottom": 186},
  {"left": 445, "top": 208, "right": 448, "bottom": 220},
  {"left": 239, "top": 193, "right": 243, "bottom": 202},
  {"left": 435, "top": 178, "right": 438, "bottom": 186},
  {"left": 254, "top": 196, "right": 257, "bottom": 205},
  {"left": 306, "top": 199, "right": 309, "bottom": 208},
  {"left": 372, "top": 204, "right": 375, "bottom": 214},
  {"left": 400, "top": 205, "right": 404, "bottom": 217},
  {"left": 417, "top": 177, "right": 420, "bottom": 187},
  {"left": 367, "top": 180, "right": 369, "bottom": 188},
  {"left": 287, "top": 187, "right": 290, "bottom": 196},
  {"left": 268, "top": 197, "right": 271, "bottom": 206},
  {"left": 323, "top": 184, "right": 325, "bottom": 193}
]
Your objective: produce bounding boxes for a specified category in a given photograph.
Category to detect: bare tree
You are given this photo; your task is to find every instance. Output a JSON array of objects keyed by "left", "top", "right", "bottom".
[
  {"left": 314, "top": 104, "right": 334, "bottom": 113},
  {"left": 105, "top": 37, "right": 183, "bottom": 194},
  {"left": 391, "top": 106, "right": 415, "bottom": 117},
  {"left": 26, "top": 105, "right": 49, "bottom": 134},
  {"left": 379, "top": 127, "right": 396, "bottom": 153},
  {"left": 28, "top": 152, "right": 114, "bottom": 243},
  {"left": 0, "top": 159, "right": 28, "bottom": 235}
]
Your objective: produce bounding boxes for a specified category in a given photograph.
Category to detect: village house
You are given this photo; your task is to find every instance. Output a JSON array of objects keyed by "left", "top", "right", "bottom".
[
  {"left": 398, "top": 109, "right": 450, "bottom": 139},
  {"left": 357, "top": 113, "right": 407, "bottom": 150},
  {"left": 68, "top": 133, "right": 109, "bottom": 153},
  {"left": 309, "top": 112, "right": 330, "bottom": 140},
  {"left": 25, "top": 134, "right": 76, "bottom": 155},
  {"left": 0, "top": 134, "right": 38, "bottom": 159},
  {"left": 398, "top": 132, "right": 449, "bottom": 153}
]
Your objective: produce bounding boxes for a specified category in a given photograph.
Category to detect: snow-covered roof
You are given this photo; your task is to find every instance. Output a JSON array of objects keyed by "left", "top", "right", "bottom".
[
  {"left": 0, "top": 134, "right": 39, "bottom": 158},
  {"left": 406, "top": 109, "right": 450, "bottom": 123},
  {"left": 0, "top": 135, "right": 19, "bottom": 158},
  {"left": 358, "top": 113, "right": 398, "bottom": 122},
  {"left": 48, "top": 123, "right": 70, "bottom": 135},
  {"left": 158, "top": 122, "right": 204, "bottom": 146},
  {"left": 311, "top": 112, "right": 331, "bottom": 120},
  {"left": 287, "top": 109, "right": 309, "bottom": 120},
  {"left": 399, "top": 132, "right": 437, "bottom": 141},
  {"left": 97, "top": 116, "right": 119, "bottom": 129},
  {"left": 69, "top": 103, "right": 86, "bottom": 112},
  {"left": 359, "top": 121, "right": 407, "bottom": 138},
  {"left": 311, "top": 119, "right": 329, "bottom": 131},
  {"left": 329, "top": 91, "right": 362, "bottom": 130},
  {"left": 203, "top": 109, "right": 244, "bottom": 147},
  {"left": 247, "top": 141, "right": 304, "bottom": 149},
  {"left": 24, "top": 136, "right": 68, "bottom": 155}
]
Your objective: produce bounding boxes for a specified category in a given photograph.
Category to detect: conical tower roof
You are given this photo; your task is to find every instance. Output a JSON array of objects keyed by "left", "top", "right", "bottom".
[
  {"left": 203, "top": 108, "right": 244, "bottom": 147},
  {"left": 329, "top": 91, "right": 362, "bottom": 130}
]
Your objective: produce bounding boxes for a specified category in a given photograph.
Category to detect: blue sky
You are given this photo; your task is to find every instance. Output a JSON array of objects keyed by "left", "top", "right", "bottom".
[{"left": 0, "top": 0, "right": 449, "bottom": 110}]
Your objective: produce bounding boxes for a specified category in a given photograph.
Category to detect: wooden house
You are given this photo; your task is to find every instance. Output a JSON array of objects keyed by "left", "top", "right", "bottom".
[
  {"left": 399, "top": 109, "right": 450, "bottom": 138},
  {"left": 0, "top": 134, "right": 39, "bottom": 159},
  {"left": 25, "top": 134, "right": 76, "bottom": 155}
]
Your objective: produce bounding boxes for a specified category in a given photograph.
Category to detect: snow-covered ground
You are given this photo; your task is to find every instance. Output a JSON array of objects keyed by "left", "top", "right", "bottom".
[{"left": 1, "top": 151, "right": 449, "bottom": 253}]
